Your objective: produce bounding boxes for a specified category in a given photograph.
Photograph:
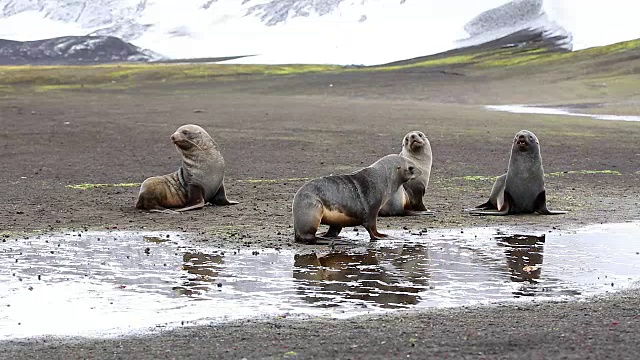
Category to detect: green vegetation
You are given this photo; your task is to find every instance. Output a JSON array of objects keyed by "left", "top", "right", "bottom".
[
  {"left": 460, "top": 175, "right": 499, "bottom": 182},
  {"left": 1, "top": 38, "right": 638, "bottom": 91},
  {"left": 236, "top": 177, "right": 309, "bottom": 183},
  {"left": 546, "top": 170, "right": 622, "bottom": 177},
  {"left": 66, "top": 183, "right": 141, "bottom": 190},
  {"left": 66, "top": 178, "right": 310, "bottom": 189},
  {"left": 460, "top": 170, "right": 622, "bottom": 182},
  {"left": 0, "top": 63, "right": 341, "bottom": 89}
]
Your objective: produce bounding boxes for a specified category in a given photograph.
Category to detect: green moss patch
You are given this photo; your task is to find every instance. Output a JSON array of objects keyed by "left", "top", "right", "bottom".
[
  {"left": 546, "top": 170, "right": 622, "bottom": 177},
  {"left": 460, "top": 175, "right": 500, "bottom": 182},
  {"left": 236, "top": 177, "right": 309, "bottom": 183},
  {"left": 0, "top": 63, "right": 341, "bottom": 89},
  {"left": 460, "top": 170, "right": 621, "bottom": 182},
  {"left": 67, "top": 183, "right": 141, "bottom": 190}
]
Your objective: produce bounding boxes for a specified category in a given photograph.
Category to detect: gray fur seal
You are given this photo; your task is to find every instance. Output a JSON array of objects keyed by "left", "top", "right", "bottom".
[
  {"left": 136, "top": 124, "right": 238, "bottom": 212},
  {"left": 380, "top": 131, "right": 434, "bottom": 216},
  {"left": 467, "top": 130, "right": 566, "bottom": 216},
  {"left": 292, "top": 154, "right": 420, "bottom": 244}
]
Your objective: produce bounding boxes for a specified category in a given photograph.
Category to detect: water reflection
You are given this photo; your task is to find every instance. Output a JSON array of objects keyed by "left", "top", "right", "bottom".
[
  {"left": 497, "top": 234, "right": 545, "bottom": 283},
  {"left": 1, "top": 223, "right": 639, "bottom": 339},
  {"left": 173, "top": 252, "right": 225, "bottom": 297},
  {"left": 293, "top": 244, "right": 430, "bottom": 308}
]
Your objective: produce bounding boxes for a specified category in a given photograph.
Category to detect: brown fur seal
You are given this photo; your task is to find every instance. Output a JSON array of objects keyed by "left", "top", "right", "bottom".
[
  {"left": 467, "top": 130, "right": 566, "bottom": 216},
  {"left": 380, "top": 131, "right": 434, "bottom": 216},
  {"left": 136, "top": 124, "right": 238, "bottom": 212},
  {"left": 292, "top": 154, "right": 420, "bottom": 244}
]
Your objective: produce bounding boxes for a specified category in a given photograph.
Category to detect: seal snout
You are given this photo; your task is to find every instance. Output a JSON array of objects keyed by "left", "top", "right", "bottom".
[
  {"left": 514, "top": 133, "right": 530, "bottom": 150},
  {"left": 406, "top": 132, "right": 426, "bottom": 149},
  {"left": 517, "top": 134, "right": 527, "bottom": 145},
  {"left": 170, "top": 129, "right": 192, "bottom": 149}
]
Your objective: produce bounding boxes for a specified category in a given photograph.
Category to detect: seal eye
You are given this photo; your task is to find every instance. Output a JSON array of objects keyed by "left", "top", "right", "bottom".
[
  {"left": 408, "top": 166, "right": 415, "bottom": 172},
  {"left": 182, "top": 130, "right": 189, "bottom": 135}
]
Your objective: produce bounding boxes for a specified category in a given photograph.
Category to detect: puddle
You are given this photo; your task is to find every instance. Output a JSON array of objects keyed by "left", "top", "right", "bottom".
[
  {"left": 486, "top": 104, "right": 640, "bottom": 122},
  {"left": 1, "top": 223, "right": 639, "bottom": 340}
]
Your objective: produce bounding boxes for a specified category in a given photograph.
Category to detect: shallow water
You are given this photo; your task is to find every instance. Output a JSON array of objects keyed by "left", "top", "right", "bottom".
[
  {"left": 1, "top": 223, "right": 639, "bottom": 339},
  {"left": 486, "top": 104, "right": 640, "bottom": 122}
]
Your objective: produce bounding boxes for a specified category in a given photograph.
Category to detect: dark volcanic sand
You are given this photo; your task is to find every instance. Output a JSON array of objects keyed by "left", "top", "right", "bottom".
[{"left": 0, "top": 64, "right": 639, "bottom": 359}]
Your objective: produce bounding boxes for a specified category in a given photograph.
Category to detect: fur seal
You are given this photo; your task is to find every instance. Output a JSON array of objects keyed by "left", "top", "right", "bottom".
[
  {"left": 135, "top": 124, "right": 238, "bottom": 212},
  {"left": 379, "top": 131, "right": 434, "bottom": 216},
  {"left": 292, "top": 154, "right": 420, "bottom": 244},
  {"left": 467, "top": 130, "right": 566, "bottom": 216}
]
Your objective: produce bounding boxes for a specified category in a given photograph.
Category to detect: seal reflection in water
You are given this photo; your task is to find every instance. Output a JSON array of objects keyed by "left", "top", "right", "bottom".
[
  {"left": 136, "top": 124, "right": 238, "bottom": 213},
  {"left": 380, "top": 130, "right": 434, "bottom": 217},
  {"left": 293, "top": 244, "right": 430, "bottom": 308},
  {"left": 292, "top": 154, "right": 420, "bottom": 244},
  {"left": 467, "top": 130, "right": 567, "bottom": 216},
  {"left": 497, "top": 234, "right": 545, "bottom": 283}
]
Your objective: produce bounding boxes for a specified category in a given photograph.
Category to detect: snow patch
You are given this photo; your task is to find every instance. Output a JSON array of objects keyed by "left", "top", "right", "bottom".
[{"left": 1, "top": 0, "right": 640, "bottom": 64}]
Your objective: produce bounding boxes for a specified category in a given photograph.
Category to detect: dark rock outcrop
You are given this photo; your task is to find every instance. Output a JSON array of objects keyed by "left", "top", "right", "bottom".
[
  {"left": 456, "top": 0, "right": 572, "bottom": 52},
  {"left": 464, "top": 0, "right": 544, "bottom": 36},
  {"left": 0, "top": 36, "right": 161, "bottom": 65}
]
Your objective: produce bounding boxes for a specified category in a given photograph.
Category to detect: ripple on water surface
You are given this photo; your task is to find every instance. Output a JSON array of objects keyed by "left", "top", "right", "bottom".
[{"left": 1, "top": 222, "right": 639, "bottom": 339}]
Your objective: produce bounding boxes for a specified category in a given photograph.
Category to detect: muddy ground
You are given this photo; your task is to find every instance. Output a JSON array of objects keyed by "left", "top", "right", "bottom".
[{"left": 1, "top": 63, "right": 639, "bottom": 358}]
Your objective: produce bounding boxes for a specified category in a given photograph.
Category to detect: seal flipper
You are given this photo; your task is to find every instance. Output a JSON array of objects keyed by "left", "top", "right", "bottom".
[
  {"left": 468, "top": 200, "right": 495, "bottom": 211},
  {"left": 210, "top": 182, "right": 239, "bottom": 206},
  {"left": 363, "top": 214, "right": 388, "bottom": 240},
  {"left": 174, "top": 184, "right": 205, "bottom": 212},
  {"left": 315, "top": 225, "right": 361, "bottom": 245},
  {"left": 404, "top": 181, "right": 427, "bottom": 211},
  {"left": 404, "top": 210, "right": 436, "bottom": 217},
  {"left": 321, "top": 225, "right": 343, "bottom": 238},
  {"left": 314, "top": 236, "right": 358, "bottom": 246},
  {"left": 534, "top": 191, "right": 568, "bottom": 215},
  {"left": 149, "top": 208, "right": 181, "bottom": 214},
  {"left": 468, "top": 191, "right": 512, "bottom": 216}
]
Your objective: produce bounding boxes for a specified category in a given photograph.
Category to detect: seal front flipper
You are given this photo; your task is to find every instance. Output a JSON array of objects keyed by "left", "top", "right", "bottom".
[
  {"left": 209, "top": 182, "right": 239, "bottom": 206},
  {"left": 468, "top": 191, "right": 512, "bottom": 216},
  {"left": 534, "top": 191, "right": 568, "bottom": 215},
  {"left": 363, "top": 216, "right": 388, "bottom": 240},
  {"left": 404, "top": 210, "right": 436, "bottom": 217},
  {"left": 174, "top": 184, "right": 205, "bottom": 212},
  {"left": 321, "top": 225, "right": 343, "bottom": 238},
  {"left": 314, "top": 236, "right": 357, "bottom": 246},
  {"left": 464, "top": 200, "right": 495, "bottom": 212},
  {"left": 404, "top": 181, "right": 428, "bottom": 211},
  {"left": 149, "top": 208, "right": 181, "bottom": 214}
]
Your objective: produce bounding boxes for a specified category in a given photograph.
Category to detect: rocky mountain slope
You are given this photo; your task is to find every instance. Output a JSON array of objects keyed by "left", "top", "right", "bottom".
[{"left": 0, "top": 36, "right": 159, "bottom": 65}]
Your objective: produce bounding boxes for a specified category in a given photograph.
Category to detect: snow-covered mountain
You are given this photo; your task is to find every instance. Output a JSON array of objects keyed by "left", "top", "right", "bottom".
[{"left": 0, "top": 0, "right": 639, "bottom": 65}]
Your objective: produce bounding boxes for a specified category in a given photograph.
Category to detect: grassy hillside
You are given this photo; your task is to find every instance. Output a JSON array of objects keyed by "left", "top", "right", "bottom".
[{"left": 0, "top": 38, "right": 638, "bottom": 91}]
